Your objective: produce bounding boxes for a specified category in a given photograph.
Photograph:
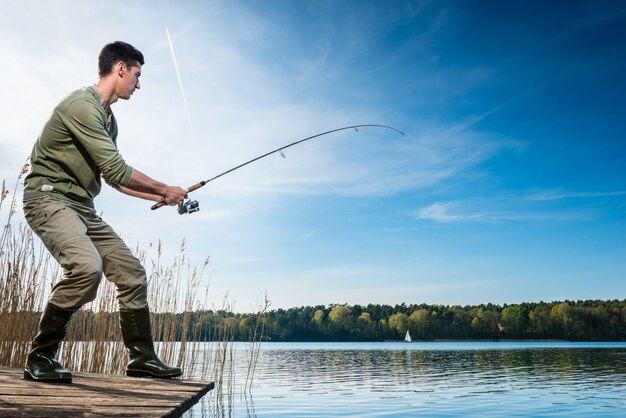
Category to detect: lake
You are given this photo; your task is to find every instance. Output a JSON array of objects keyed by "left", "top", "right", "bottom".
[{"left": 184, "top": 342, "right": 626, "bottom": 417}]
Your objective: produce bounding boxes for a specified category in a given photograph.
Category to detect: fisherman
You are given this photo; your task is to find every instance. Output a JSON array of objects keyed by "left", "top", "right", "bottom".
[{"left": 22, "top": 41, "right": 186, "bottom": 383}]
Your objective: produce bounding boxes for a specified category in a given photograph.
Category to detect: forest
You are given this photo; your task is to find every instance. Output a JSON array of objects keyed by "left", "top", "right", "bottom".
[{"left": 177, "top": 299, "right": 626, "bottom": 342}]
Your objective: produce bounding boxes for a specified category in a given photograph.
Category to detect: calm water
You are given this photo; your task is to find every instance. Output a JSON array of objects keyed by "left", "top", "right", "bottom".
[{"left": 184, "top": 342, "right": 626, "bottom": 417}]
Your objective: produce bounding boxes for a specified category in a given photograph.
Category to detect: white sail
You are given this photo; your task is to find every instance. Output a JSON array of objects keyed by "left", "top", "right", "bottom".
[{"left": 404, "top": 330, "right": 412, "bottom": 343}]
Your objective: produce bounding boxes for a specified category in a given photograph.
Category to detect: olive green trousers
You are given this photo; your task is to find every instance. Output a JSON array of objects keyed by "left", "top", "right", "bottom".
[{"left": 23, "top": 196, "right": 148, "bottom": 311}]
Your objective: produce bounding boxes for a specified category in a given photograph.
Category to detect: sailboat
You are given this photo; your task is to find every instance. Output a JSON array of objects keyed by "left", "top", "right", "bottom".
[{"left": 404, "top": 330, "right": 412, "bottom": 343}]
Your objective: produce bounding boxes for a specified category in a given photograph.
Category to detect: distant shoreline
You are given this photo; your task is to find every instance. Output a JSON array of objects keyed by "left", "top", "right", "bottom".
[
  {"left": 422, "top": 339, "right": 568, "bottom": 342},
  {"left": 381, "top": 339, "right": 568, "bottom": 343},
  {"left": 273, "top": 339, "right": 620, "bottom": 343}
]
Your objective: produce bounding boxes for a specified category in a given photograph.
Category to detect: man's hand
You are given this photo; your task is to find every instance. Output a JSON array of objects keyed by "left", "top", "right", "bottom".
[{"left": 162, "top": 186, "right": 187, "bottom": 206}]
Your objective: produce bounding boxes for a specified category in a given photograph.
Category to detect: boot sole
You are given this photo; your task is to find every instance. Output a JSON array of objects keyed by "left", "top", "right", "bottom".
[
  {"left": 126, "top": 369, "right": 182, "bottom": 379},
  {"left": 24, "top": 369, "right": 72, "bottom": 384}
]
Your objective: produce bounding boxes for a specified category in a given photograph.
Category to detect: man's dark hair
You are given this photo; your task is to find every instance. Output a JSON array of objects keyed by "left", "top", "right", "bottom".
[{"left": 98, "top": 41, "right": 145, "bottom": 77}]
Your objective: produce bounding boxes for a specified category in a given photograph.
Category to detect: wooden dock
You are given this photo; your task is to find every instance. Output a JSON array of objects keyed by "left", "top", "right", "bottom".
[{"left": 0, "top": 366, "right": 214, "bottom": 417}]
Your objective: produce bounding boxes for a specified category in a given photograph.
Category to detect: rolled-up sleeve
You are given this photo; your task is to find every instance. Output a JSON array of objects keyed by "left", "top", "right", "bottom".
[{"left": 61, "top": 100, "right": 134, "bottom": 187}]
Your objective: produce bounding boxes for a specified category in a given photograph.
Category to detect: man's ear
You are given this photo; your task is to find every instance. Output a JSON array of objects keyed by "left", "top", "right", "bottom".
[{"left": 115, "top": 61, "right": 126, "bottom": 78}]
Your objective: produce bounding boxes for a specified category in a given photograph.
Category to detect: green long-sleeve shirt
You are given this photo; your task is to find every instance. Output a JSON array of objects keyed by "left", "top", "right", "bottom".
[{"left": 24, "top": 86, "right": 134, "bottom": 207}]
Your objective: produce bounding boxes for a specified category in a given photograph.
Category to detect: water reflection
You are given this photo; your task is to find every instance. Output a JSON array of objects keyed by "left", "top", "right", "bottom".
[{"left": 185, "top": 343, "right": 626, "bottom": 417}]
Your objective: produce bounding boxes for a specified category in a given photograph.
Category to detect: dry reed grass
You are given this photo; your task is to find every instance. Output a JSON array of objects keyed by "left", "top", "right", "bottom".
[{"left": 0, "top": 168, "right": 266, "bottom": 396}]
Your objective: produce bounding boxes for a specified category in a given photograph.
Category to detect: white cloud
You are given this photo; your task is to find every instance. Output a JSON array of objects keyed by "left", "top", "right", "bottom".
[
  {"left": 415, "top": 201, "right": 486, "bottom": 223},
  {"left": 527, "top": 190, "right": 626, "bottom": 201},
  {"left": 415, "top": 198, "right": 597, "bottom": 224}
]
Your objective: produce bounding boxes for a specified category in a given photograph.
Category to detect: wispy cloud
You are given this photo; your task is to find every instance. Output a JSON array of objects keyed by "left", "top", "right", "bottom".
[
  {"left": 414, "top": 199, "right": 595, "bottom": 224},
  {"left": 527, "top": 190, "right": 626, "bottom": 201},
  {"left": 414, "top": 201, "right": 487, "bottom": 223}
]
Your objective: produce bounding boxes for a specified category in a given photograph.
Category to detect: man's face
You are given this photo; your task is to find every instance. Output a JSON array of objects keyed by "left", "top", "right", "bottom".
[{"left": 118, "top": 61, "right": 141, "bottom": 100}]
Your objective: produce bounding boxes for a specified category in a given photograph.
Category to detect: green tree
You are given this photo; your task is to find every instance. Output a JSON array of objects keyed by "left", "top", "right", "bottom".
[
  {"left": 328, "top": 305, "right": 352, "bottom": 338},
  {"left": 358, "top": 312, "right": 372, "bottom": 325},
  {"left": 410, "top": 309, "right": 429, "bottom": 339},
  {"left": 471, "top": 308, "right": 501, "bottom": 339},
  {"left": 552, "top": 302, "right": 573, "bottom": 339},
  {"left": 529, "top": 305, "right": 554, "bottom": 338},
  {"left": 388, "top": 312, "right": 409, "bottom": 338},
  {"left": 501, "top": 306, "right": 527, "bottom": 338},
  {"left": 312, "top": 309, "right": 325, "bottom": 327},
  {"left": 451, "top": 307, "right": 472, "bottom": 339}
]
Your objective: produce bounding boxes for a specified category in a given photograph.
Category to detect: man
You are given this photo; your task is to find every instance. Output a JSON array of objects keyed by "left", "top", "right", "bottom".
[{"left": 22, "top": 41, "right": 186, "bottom": 383}]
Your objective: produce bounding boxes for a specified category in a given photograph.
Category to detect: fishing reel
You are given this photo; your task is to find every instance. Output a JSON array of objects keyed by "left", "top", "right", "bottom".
[{"left": 177, "top": 198, "right": 200, "bottom": 215}]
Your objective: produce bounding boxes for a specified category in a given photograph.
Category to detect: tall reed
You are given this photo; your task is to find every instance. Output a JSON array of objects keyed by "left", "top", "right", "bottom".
[{"left": 244, "top": 292, "right": 270, "bottom": 392}]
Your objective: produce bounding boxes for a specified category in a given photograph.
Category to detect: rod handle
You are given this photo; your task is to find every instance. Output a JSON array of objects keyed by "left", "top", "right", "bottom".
[
  {"left": 187, "top": 181, "right": 206, "bottom": 192},
  {"left": 151, "top": 201, "right": 167, "bottom": 210}
]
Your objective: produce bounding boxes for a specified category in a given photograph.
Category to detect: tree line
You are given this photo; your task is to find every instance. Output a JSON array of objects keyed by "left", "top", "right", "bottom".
[{"left": 207, "top": 299, "right": 626, "bottom": 342}]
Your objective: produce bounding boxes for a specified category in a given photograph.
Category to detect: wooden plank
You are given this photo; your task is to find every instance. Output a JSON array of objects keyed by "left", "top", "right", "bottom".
[{"left": 0, "top": 366, "right": 214, "bottom": 418}]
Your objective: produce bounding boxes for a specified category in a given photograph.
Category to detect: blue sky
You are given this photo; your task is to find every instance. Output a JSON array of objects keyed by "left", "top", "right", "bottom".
[{"left": 1, "top": 1, "right": 625, "bottom": 311}]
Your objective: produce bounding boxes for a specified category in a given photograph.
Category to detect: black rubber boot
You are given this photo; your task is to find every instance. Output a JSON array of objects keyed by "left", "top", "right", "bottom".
[
  {"left": 24, "top": 304, "right": 75, "bottom": 383},
  {"left": 120, "top": 307, "right": 182, "bottom": 379}
]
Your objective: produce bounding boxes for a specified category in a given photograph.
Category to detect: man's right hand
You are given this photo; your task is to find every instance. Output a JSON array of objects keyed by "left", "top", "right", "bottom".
[{"left": 162, "top": 186, "right": 187, "bottom": 206}]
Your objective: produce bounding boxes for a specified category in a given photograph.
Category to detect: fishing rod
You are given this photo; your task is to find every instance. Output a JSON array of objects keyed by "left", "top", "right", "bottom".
[{"left": 151, "top": 124, "right": 405, "bottom": 214}]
